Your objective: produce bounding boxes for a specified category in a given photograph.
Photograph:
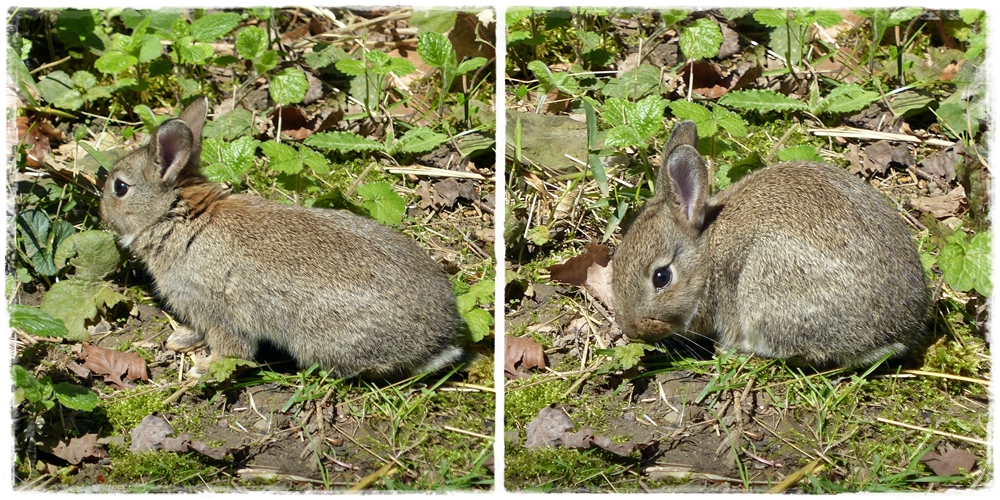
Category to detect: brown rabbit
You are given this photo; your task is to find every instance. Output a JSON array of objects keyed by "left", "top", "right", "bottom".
[
  {"left": 100, "top": 98, "right": 464, "bottom": 378},
  {"left": 612, "top": 120, "right": 929, "bottom": 367}
]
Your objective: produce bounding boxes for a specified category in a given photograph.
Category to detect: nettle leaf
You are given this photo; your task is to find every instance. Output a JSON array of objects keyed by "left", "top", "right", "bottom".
[
  {"left": 190, "top": 12, "right": 240, "bottom": 42},
  {"left": 669, "top": 100, "right": 715, "bottom": 137},
  {"left": 40, "top": 279, "right": 125, "bottom": 341},
  {"left": 822, "top": 84, "right": 880, "bottom": 114},
  {"left": 719, "top": 89, "right": 808, "bottom": 112},
  {"left": 95, "top": 51, "right": 137, "bottom": 75},
  {"left": 305, "top": 131, "right": 384, "bottom": 153},
  {"left": 754, "top": 9, "right": 787, "bottom": 28},
  {"left": 299, "top": 145, "right": 330, "bottom": 175},
  {"left": 713, "top": 106, "right": 748, "bottom": 137},
  {"left": 410, "top": 9, "right": 458, "bottom": 34},
  {"left": 136, "top": 34, "right": 163, "bottom": 63},
  {"left": 175, "top": 38, "right": 214, "bottom": 65},
  {"left": 776, "top": 145, "right": 823, "bottom": 162},
  {"left": 417, "top": 31, "right": 452, "bottom": 68},
  {"left": 388, "top": 57, "right": 416, "bottom": 77},
  {"left": 335, "top": 58, "right": 366, "bottom": 76},
  {"left": 204, "top": 108, "right": 254, "bottom": 141},
  {"left": 601, "top": 64, "right": 661, "bottom": 100},
  {"left": 455, "top": 57, "right": 487, "bottom": 76},
  {"left": 260, "top": 140, "right": 303, "bottom": 175},
  {"left": 270, "top": 67, "right": 309, "bottom": 105},
  {"left": 662, "top": 9, "right": 689, "bottom": 25},
  {"left": 236, "top": 26, "right": 268, "bottom": 60},
  {"left": 803, "top": 10, "right": 843, "bottom": 28},
  {"left": 72, "top": 70, "right": 98, "bottom": 89},
  {"left": 367, "top": 49, "right": 390, "bottom": 70},
  {"left": 394, "top": 127, "right": 448, "bottom": 154},
  {"left": 679, "top": 18, "right": 723, "bottom": 60},
  {"left": 888, "top": 6, "right": 923, "bottom": 26},
  {"left": 356, "top": 182, "right": 406, "bottom": 226},
  {"left": 626, "top": 95, "right": 667, "bottom": 141},
  {"left": 462, "top": 308, "right": 493, "bottom": 343},
  {"left": 202, "top": 135, "right": 259, "bottom": 184},
  {"left": 54, "top": 230, "right": 122, "bottom": 281},
  {"left": 938, "top": 230, "right": 992, "bottom": 296},
  {"left": 605, "top": 126, "right": 644, "bottom": 148},
  {"left": 52, "top": 383, "right": 99, "bottom": 411},
  {"left": 37, "top": 70, "right": 83, "bottom": 110},
  {"left": 17, "top": 210, "right": 76, "bottom": 276},
  {"left": 8, "top": 304, "right": 69, "bottom": 338},
  {"left": 12, "top": 364, "right": 43, "bottom": 401}
]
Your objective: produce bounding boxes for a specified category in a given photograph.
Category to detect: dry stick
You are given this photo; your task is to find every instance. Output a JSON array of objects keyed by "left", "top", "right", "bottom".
[
  {"left": 900, "top": 369, "right": 990, "bottom": 387},
  {"left": 443, "top": 426, "right": 492, "bottom": 440},
  {"left": 348, "top": 463, "right": 398, "bottom": 491},
  {"left": 809, "top": 127, "right": 955, "bottom": 148},
  {"left": 385, "top": 166, "right": 487, "bottom": 180},
  {"left": 162, "top": 378, "right": 199, "bottom": 406},
  {"left": 766, "top": 125, "right": 798, "bottom": 163},
  {"left": 876, "top": 417, "right": 987, "bottom": 446},
  {"left": 768, "top": 458, "right": 825, "bottom": 494}
]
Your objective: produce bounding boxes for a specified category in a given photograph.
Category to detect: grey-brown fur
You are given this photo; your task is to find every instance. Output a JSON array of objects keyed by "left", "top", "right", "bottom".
[
  {"left": 612, "top": 120, "right": 929, "bottom": 367},
  {"left": 100, "top": 98, "right": 463, "bottom": 378}
]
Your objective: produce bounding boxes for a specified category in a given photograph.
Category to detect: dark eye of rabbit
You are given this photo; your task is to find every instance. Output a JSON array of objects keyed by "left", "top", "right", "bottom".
[
  {"left": 113, "top": 179, "right": 130, "bottom": 197},
  {"left": 652, "top": 266, "right": 672, "bottom": 290}
]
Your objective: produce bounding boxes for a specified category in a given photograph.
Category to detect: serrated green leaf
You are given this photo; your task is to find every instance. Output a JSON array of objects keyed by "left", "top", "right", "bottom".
[
  {"left": 190, "top": 12, "right": 240, "bottom": 42},
  {"left": 888, "top": 7, "right": 923, "bottom": 26},
  {"left": 395, "top": 127, "right": 449, "bottom": 154},
  {"left": 456, "top": 57, "right": 487, "bottom": 76},
  {"left": 754, "top": 9, "right": 787, "bottom": 28},
  {"left": 261, "top": 140, "right": 302, "bottom": 174},
  {"left": 719, "top": 89, "right": 808, "bottom": 112},
  {"left": 605, "top": 126, "right": 644, "bottom": 148},
  {"left": 662, "top": 9, "right": 689, "bottom": 26},
  {"left": 9, "top": 304, "right": 69, "bottom": 338},
  {"left": 409, "top": 9, "right": 458, "bottom": 34},
  {"left": 679, "top": 18, "right": 723, "bottom": 60},
  {"left": 939, "top": 230, "right": 991, "bottom": 296},
  {"left": 270, "top": 67, "right": 309, "bottom": 105},
  {"left": 52, "top": 383, "right": 99, "bottom": 411},
  {"left": 12, "top": 365, "right": 44, "bottom": 403},
  {"left": 776, "top": 145, "right": 823, "bottom": 162},
  {"left": 601, "top": 64, "right": 661, "bottom": 100},
  {"left": 71, "top": 70, "right": 98, "bottom": 89},
  {"left": 335, "top": 58, "right": 366, "bottom": 76},
  {"left": 304, "top": 44, "right": 346, "bottom": 70},
  {"left": 356, "top": 182, "right": 406, "bottom": 226},
  {"left": 960, "top": 9, "right": 984, "bottom": 25},
  {"left": 417, "top": 31, "right": 452, "bottom": 68},
  {"left": 236, "top": 25, "right": 267, "bottom": 60},
  {"left": 669, "top": 100, "right": 714, "bottom": 137},
  {"left": 17, "top": 210, "right": 75, "bottom": 276},
  {"left": 462, "top": 308, "right": 493, "bottom": 343},
  {"left": 175, "top": 39, "right": 214, "bottom": 65},
  {"left": 627, "top": 95, "right": 667, "bottom": 141},
  {"left": 206, "top": 357, "right": 258, "bottom": 383},
  {"left": 805, "top": 10, "right": 843, "bottom": 28},
  {"left": 54, "top": 230, "right": 121, "bottom": 281},
  {"left": 36, "top": 70, "right": 77, "bottom": 109},
  {"left": 527, "top": 60, "right": 578, "bottom": 95},
  {"left": 388, "top": 57, "right": 416, "bottom": 77},
  {"left": 203, "top": 135, "right": 259, "bottom": 184},
  {"left": 527, "top": 225, "right": 550, "bottom": 246},
  {"left": 713, "top": 106, "right": 748, "bottom": 138},
  {"left": 40, "top": 279, "right": 125, "bottom": 341},
  {"left": 299, "top": 146, "right": 330, "bottom": 175},
  {"left": 305, "top": 131, "right": 384, "bottom": 153}
]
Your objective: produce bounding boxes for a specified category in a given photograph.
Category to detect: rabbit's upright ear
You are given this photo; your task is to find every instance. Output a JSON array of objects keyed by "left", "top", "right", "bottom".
[
  {"left": 152, "top": 98, "right": 207, "bottom": 185},
  {"left": 664, "top": 120, "right": 698, "bottom": 158},
  {"left": 661, "top": 145, "right": 708, "bottom": 229}
]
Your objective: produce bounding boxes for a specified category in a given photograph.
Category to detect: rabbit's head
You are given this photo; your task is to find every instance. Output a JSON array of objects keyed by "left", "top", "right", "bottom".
[
  {"left": 101, "top": 98, "right": 208, "bottom": 247},
  {"left": 613, "top": 121, "right": 712, "bottom": 342}
]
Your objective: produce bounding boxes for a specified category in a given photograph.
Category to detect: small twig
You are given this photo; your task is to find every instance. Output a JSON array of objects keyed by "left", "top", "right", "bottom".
[
  {"left": 900, "top": 369, "right": 990, "bottom": 387},
  {"left": 162, "top": 378, "right": 199, "bottom": 406},
  {"left": 876, "top": 417, "right": 987, "bottom": 446},
  {"left": 810, "top": 127, "right": 954, "bottom": 147},
  {"left": 768, "top": 458, "right": 825, "bottom": 493},
  {"left": 29, "top": 55, "right": 71, "bottom": 75},
  {"left": 348, "top": 463, "right": 398, "bottom": 491},
  {"left": 443, "top": 426, "right": 492, "bottom": 440}
]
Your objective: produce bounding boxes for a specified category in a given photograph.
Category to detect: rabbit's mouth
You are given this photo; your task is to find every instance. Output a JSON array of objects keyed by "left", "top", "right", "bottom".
[{"left": 625, "top": 317, "right": 682, "bottom": 342}]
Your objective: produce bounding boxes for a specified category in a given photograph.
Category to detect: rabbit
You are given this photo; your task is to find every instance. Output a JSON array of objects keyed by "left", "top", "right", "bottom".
[
  {"left": 100, "top": 97, "right": 465, "bottom": 378},
  {"left": 612, "top": 120, "right": 929, "bottom": 368}
]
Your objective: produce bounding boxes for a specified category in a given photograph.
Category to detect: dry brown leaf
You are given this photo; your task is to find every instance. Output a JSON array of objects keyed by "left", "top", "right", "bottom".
[
  {"left": 911, "top": 186, "right": 966, "bottom": 219},
  {"left": 45, "top": 434, "right": 108, "bottom": 465},
  {"left": 548, "top": 241, "right": 611, "bottom": 286},
  {"left": 525, "top": 407, "right": 575, "bottom": 449},
  {"left": 79, "top": 342, "right": 149, "bottom": 390},
  {"left": 504, "top": 335, "right": 547, "bottom": 379},
  {"left": 561, "top": 427, "right": 638, "bottom": 457},
  {"left": 921, "top": 447, "right": 977, "bottom": 477},
  {"left": 434, "top": 178, "right": 479, "bottom": 208},
  {"left": 130, "top": 415, "right": 175, "bottom": 453},
  {"left": 863, "top": 140, "right": 912, "bottom": 174}
]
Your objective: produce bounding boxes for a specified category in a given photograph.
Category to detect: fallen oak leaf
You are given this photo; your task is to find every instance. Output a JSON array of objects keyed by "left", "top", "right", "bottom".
[
  {"left": 131, "top": 414, "right": 175, "bottom": 453},
  {"left": 504, "top": 335, "right": 547, "bottom": 379},
  {"left": 548, "top": 241, "right": 610, "bottom": 285},
  {"left": 921, "top": 447, "right": 977, "bottom": 477},
  {"left": 79, "top": 342, "right": 149, "bottom": 390},
  {"left": 525, "top": 407, "right": 575, "bottom": 449},
  {"left": 44, "top": 433, "right": 108, "bottom": 464},
  {"left": 560, "top": 426, "right": 638, "bottom": 457}
]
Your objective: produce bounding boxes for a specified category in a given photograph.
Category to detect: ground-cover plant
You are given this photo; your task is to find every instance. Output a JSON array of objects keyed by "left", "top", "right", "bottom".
[
  {"left": 505, "top": 7, "right": 989, "bottom": 492},
  {"left": 10, "top": 6, "right": 495, "bottom": 491}
]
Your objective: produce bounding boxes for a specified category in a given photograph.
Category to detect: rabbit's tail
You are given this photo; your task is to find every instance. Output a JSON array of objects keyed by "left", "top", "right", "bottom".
[{"left": 416, "top": 345, "right": 467, "bottom": 375}]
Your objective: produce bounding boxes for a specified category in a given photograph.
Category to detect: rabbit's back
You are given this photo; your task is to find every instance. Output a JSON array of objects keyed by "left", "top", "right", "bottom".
[
  {"left": 132, "top": 193, "right": 462, "bottom": 377},
  {"left": 706, "top": 162, "right": 928, "bottom": 366}
]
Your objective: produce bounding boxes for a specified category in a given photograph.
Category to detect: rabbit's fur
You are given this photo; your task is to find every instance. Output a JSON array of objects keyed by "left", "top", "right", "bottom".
[
  {"left": 101, "top": 98, "right": 464, "bottom": 378},
  {"left": 613, "top": 121, "right": 929, "bottom": 367}
]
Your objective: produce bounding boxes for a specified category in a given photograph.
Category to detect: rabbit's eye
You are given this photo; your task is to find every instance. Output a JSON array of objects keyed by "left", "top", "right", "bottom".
[
  {"left": 113, "top": 179, "right": 130, "bottom": 197},
  {"left": 652, "top": 266, "right": 672, "bottom": 290}
]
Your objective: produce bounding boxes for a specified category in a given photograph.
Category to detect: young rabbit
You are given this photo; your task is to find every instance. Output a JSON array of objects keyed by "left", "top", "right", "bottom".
[
  {"left": 100, "top": 98, "right": 464, "bottom": 378},
  {"left": 613, "top": 121, "right": 929, "bottom": 367}
]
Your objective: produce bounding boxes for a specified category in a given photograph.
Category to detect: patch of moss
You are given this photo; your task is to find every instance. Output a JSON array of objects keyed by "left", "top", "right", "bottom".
[
  {"left": 505, "top": 378, "right": 571, "bottom": 430},
  {"left": 505, "top": 440, "right": 640, "bottom": 492},
  {"left": 102, "top": 388, "right": 166, "bottom": 435},
  {"left": 106, "top": 444, "right": 224, "bottom": 487}
]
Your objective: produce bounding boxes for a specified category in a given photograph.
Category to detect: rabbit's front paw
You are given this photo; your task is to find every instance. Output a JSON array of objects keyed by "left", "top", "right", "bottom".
[{"left": 166, "top": 325, "right": 205, "bottom": 352}]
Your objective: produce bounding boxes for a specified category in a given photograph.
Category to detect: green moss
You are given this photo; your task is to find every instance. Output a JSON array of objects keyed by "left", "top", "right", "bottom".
[
  {"left": 106, "top": 444, "right": 224, "bottom": 487},
  {"left": 505, "top": 378, "right": 571, "bottom": 430},
  {"left": 505, "top": 441, "right": 640, "bottom": 492},
  {"left": 102, "top": 389, "right": 166, "bottom": 435}
]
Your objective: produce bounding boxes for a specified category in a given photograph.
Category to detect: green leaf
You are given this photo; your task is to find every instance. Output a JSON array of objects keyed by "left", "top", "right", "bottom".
[
  {"left": 605, "top": 126, "right": 644, "bottom": 148},
  {"left": 754, "top": 9, "right": 787, "bottom": 28},
  {"left": 261, "top": 140, "right": 303, "bottom": 175},
  {"left": 713, "top": 106, "right": 748, "bottom": 138},
  {"left": 8, "top": 304, "right": 69, "bottom": 338},
  {"left": 662, "top": 9, "right": 689, "bottom": 26},
  {"left": 806, "top": 10, "right": 843, "bottom": 28},
  {"left": 12, "top": 365, "right": 44, "bottom": 403},
  {"left": 53, "top": 230, "right": 122, "bottom": 281},
  {"left": 455, "top": 57, "right": 487, "bottom": 76},
  {"left": 600, "top": 64, "right": 661, "bottom": 100},
  {"left": 526, "top": 225, "right": 550, "bottom": 246},
  {"left": 417, "top": 31, "right": 452, "bottom": 68},
  {"left": 822, "top": 84, "right": 880, "bottom": 115},
  {"left": 388, "top": 57, "right": 416, "bottom": 77},
  {"left": 175, "top": 38, "right": 214, "bottom": 65},
  {"left": 36, "top": 70, "right": 83, "bottom": 110},
  {"left": 236, "top": 25, "right": 268, "bottom": 60},
  {"left": 527, "top": 60, "right": 578, "bottom": 95},
  {"left": 256, "top": 51, "right": 279, "bottom": 73},
  {"left": 409, "top": 9, "right": 458, "bottom": 34},
  {"left": 52, "top": 383, "right": 99, "bottom": 411},
  {"left": 462, "top": 308, "right": 493, "bottom": 343},
  {"left": 679, "top": 18, "right": 723, "bottom": 60},
  {"left": 719, "top": 89, "right": 808, "bottom": 112},
  {"left": 299, "top": 145, "right": 330, "bottom": 175},
  {"left": 203, "top": 108, "right": 254, "bottom": 141},
  {"left": 938, "top": 230, "right": 992, "bottom": 296},
  {"left": 627, "top": 95, "right": 667, "bottom": 142},
  {"left": 888, "top": 7, "right": 923, "bottom": 27},
  {"left": 205, "top": 358, "right": 258, "bottom": 383},
  {"left": 16, "top": 210, "right": 76, "bottom": 276},
  {"left": 202, "top": 136, "right": 259, "bottom": 184},
  {"left": 71, "top": 70, "right": 98, "bottom": 89},
  {"left": 40, "top": 279, "right": 124, "bottom": 341},
  {"left": 611, "top": 343, "right": 656, "bottom": 370},
  {"left": 669, "top": 100, "right": 715, "bottom": 137},
  {"left": 335, "top": 58, "right": 366, "bottom": 77},
  {"left": 305, "top": 131, "right": 384, "bottom": 153},
  {"left": 190, "top": 12, "right": 240, "bottom": 42},
  {"left": 356, "top": 182, "right": 406, "bottom": 226},
  {"left": 394, "top": 127, "right": 448, "bottom": 154},
  {"left": 776, "top": 145, "right": 824, "bottom": 162},
  {"left": 959, "top": 9, "right": 985, "bottom": 25},
  {"left": 269, "top": 67, "right": 309, "bottom": 105}
]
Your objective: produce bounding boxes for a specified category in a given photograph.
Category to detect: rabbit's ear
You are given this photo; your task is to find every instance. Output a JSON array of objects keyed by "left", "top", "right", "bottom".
[
  {"left": 664, "top": 120, "right": 698, "bottom": 159},
  {"left": 178, "top": 97, "right": 207, "bottom": 144},
  {"left": 663, "top": 145, "right": 708, "bottom": 228},
  {"left": 151, "top": 120, "right": 194, "bottom": 185}
]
